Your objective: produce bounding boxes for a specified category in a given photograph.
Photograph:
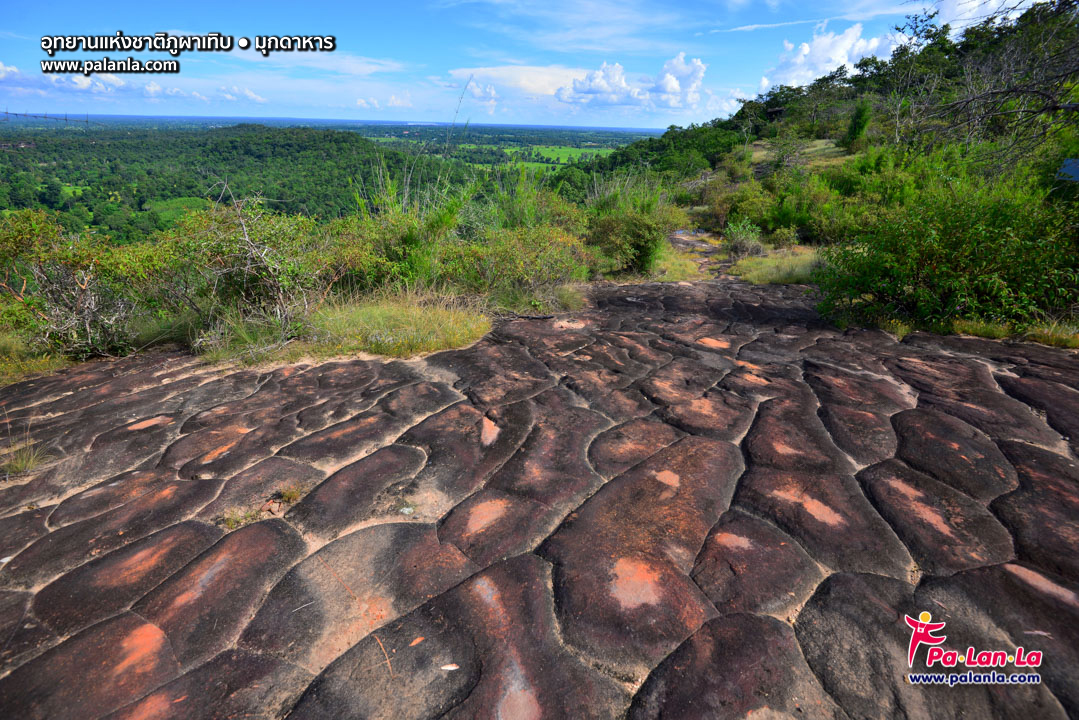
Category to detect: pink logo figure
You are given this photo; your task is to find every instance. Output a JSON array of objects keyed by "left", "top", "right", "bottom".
[{"left": 904, "top": 611, "right": 947, "bottom": 667}]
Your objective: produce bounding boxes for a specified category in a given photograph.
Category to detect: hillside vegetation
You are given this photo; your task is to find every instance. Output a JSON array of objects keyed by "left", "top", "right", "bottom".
[
  {"left": 545, "top": 0, "right": 1078, "bottom": 334},
  {"left": 0, "top": 0, "right": 1076, "bottom": 378}
]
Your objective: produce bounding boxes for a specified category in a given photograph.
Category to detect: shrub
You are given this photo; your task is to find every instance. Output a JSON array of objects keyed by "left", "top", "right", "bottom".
[
  {"left": 319, "top": 215, "right": 400, "bottom": 291},
  {"left": 438, "top": 225, "right": 592, "bottom": 295},
  {"left": 769, "top": 131, "right": 809, "bottom": 172},
  {"left": 720, "top": 151, "right": 753, "bottom": 183},
  {"left": 725, "top": 217, "right": 765, "bottom": 259},
  {"left": 467, "top": 170, "right": 585, "bottom": 236},
  {"left": 842, "top": 100, "right": 872, "bottom": 149},
  {"left": 0, "top": 210, "right": 146, "bottom": 357},
  {"left": 771, "top": 225, "right": 799, "bottom": 247},
  {"left": 30, "top": 240, "right": 140, "bottom": 357},
  {"left": 724, "top": 179, "right": 772, "bottom": 229},
  {"left": 587, "top": 211, "right": 668, "bottom": 273},
  {"left": 584, "top": 176, "right": 686, "bottom": 274},
  {"left": 816, "top": 179, "right": 1079, "bottom": 324}
]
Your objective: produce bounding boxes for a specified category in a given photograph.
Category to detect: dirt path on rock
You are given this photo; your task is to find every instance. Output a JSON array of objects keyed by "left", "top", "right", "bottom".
[{"left": 0, "top": 266, "right": 1077, "bottom": 719}]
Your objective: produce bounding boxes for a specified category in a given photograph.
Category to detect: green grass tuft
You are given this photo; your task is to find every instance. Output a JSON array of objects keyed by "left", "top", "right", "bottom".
[
  {"left": 219, "top": 508, "right": 263, "bottom": 531},
  {"left": 276, "top": 484, "right": 306, "bottom": 504},
  {"left": 1, "top": 442, "right": 52, "bottom": 476},
  {"left": 951, "top": 318, "right": 1012, "bottom": 339}
]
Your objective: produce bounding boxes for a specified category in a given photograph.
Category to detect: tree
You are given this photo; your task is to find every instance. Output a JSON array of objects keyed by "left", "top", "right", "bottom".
[
  {"left": 8, "top": 174, "right": 36, "bottom": 208},
  {"left": 842, "top": 99, "right": 873, "bottom": 148},
  {"left": 732, "top": 101, "right": 765, "bottom": 152},
  {"left": 802, "top": 67, "right": 852, "bottom": 136},
  {"left": 41, "top": 178, "right": 64, "bottom": 209},
  {"left": 936, "top": 0, "right": 1079, "bottom": 153}
]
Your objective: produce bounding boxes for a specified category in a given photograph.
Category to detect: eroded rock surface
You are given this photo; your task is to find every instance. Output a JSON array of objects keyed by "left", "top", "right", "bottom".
[{"left": 0, "top": 261, "right": 1076, "bottom": 718}]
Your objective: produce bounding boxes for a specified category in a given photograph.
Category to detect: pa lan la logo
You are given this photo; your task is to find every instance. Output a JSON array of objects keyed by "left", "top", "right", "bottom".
[{"left": 904, "top": 611, "right": 1043, "bottom": 669}]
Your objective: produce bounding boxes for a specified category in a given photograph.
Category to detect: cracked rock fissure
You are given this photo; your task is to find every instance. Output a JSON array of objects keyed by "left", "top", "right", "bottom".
[{"left": 0, "top": 261, "right": 1077, "bottom": 720}]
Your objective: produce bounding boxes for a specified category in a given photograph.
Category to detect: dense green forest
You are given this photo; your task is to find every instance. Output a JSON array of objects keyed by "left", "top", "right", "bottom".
[
  {"left": 0, "top": 0, "right": 1076, "bottom": 376},
  {"left": 0, "top": 120, "right": 653, "bottom": 242},
  {"left": 0, "top": 124, "right": 479, "bottom": 241}
]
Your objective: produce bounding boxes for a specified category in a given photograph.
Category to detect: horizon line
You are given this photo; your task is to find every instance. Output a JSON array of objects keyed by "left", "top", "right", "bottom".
[{"left": 0, "top": 111, "right": 669, "bottom": 133}]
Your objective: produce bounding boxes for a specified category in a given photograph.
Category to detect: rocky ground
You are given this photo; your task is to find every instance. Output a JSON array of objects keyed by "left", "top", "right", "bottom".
[{"left": 0, "top": 238, "right": 1077, "bottom": 719}]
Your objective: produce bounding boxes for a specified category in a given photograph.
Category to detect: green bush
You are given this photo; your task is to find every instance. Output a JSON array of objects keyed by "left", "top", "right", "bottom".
[
  {"left": 769, "top": 131, "right": 809, "bottom": 171},
  {"left": 583, "top": 176, "right": 686, "bottom": 274},
  {"left": 723, "top": 179, "right": 772, "bottom": 230},
  {"left": 771, "top": 225, "right": 799, "bottom": 248},
  {"left": 0, "top": 209, "right": 149, "bottom": 357},
  {"left": 587, "top": 211, "right": 668, "bottom": 273},
  {"left": 725, "top": 217, "right": 765, "bottom": 259},
  {"left": 841, "top": 100, "right": 872, "bottom": 149},
  {"left": 817, "top": 179, "right": 1079, "bottom": 323},
  {"left": 720, "top": 151, "right": 753, "bottom": 183},
  {"left": 436, "top": 225, "right": 592, "bottom": 296},
  {"left": 463, "top": 170, "right": 585, "bottom": 237}
]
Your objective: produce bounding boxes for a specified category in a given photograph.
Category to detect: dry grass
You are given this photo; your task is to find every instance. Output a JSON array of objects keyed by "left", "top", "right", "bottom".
[
  {"left": 219, "top": 508, "right": 263, "bottom": 531},
  {"left": 308, "top": 291, "right": 491, "bottom": 358},
  {"left": 201, "top": 289, "right": 493, "bottom": 365},
  {"left": 729, "top": 246, "right": 821, "bottom": 285},
  {"left": 0, "top": 332, "right": 67, "bottom": 387},
  {"left": 652, "top": 241, "right": 711, "bottom": 282},
  {"left": 0, "top": 412, "right": 52, "bottom": 478},
  {"left": 490, "top": 284, "right": 586, "bottom": 315},
  {"left": 1023, "top": 319, "right": 1079, "bottom": 348},
  {"left": 749, "top": 139, "right": 851, "bottom": 171},
  {"left": 552, "top": 285, "right": 587, "bottom": 311}
]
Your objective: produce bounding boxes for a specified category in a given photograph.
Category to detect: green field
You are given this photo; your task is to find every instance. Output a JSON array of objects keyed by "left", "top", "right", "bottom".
[
  {"left": 507, "top": 145, "right": 613, "bottom": 164},
  {"left": 146, "top": 197, "right": 211, "bottom": 224}
]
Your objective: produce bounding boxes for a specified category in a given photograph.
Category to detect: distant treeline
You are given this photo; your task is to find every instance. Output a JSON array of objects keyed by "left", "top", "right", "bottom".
[
  {"left": 0, "top": 120, "right": 654, "bottom": 243},
  {"left": 0, "top": 125, "right": 473, "bottom": 242}
]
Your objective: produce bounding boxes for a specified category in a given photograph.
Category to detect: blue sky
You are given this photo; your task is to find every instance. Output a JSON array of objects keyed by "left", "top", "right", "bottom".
[{"left": 0, "top": 0, "right": 989, "bottom": 128}]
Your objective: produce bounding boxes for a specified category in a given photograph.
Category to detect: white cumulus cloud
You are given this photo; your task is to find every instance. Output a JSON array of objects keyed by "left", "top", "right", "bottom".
[
  {"left": 67, "top": 75, "right": 113, "bottom": 93},
  {"left": 706, "top": 88, "right": 748, "bottom": 117},
  {"left": 144, "top": 81, "right": 162, "bottom": 97},
  {"left": 468, "top": 81, "right": 498, "bottom": 115},
  {"left": 557, "top": 62, "right": 648, "bottom": 106},
  {"left": 220, "top": 86, "right": 265, "bottom": 102},
  {"left": 0, "top": 61, "right": 18, "bottom": 79},
  {"left": 763, "top": 23, "right": 894, "bottom": 89},
  {"left": 556, "top": 53, "right": 707, "bottom": 109},
  {"left": 650, "top": 52, "right": 705, "bottom": 108},
  {"left": 388, "top": 92, "right": 412, "bottom": 108}
]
